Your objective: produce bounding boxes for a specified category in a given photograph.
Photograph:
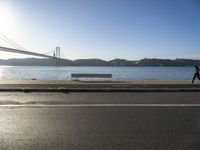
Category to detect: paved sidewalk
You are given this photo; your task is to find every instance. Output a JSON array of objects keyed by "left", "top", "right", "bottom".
[{"left": 0, "top": 80, "right": 199, "bottom": 92}]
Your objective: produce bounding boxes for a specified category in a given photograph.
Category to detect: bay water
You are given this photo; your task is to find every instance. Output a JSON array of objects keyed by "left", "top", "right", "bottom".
[{"left": 0, "top": 66, "right": 194, "bottom": 80}]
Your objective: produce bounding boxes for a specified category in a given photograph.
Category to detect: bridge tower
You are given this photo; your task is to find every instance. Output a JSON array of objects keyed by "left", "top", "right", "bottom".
[
  {"left": 55, "top": 46, "right": 61, "bottom": 66},
  {"left": 55, "top": 47, "right": 60, "bottom": 58}
]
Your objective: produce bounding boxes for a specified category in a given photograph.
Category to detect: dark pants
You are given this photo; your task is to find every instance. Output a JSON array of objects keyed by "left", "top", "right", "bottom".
[{"left": 192, "top": 73, "right": 200, "bottom": 84}]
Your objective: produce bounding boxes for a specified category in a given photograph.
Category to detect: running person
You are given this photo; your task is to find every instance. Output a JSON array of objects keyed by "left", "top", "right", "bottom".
[{"left": 192, "top": 65, "right": 200, "bottom": 84}]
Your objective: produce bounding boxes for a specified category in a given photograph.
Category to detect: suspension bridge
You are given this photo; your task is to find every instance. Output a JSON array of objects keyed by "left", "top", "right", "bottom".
[
  {"left": 0, "top": 46, "right": 62, "bottom": 59},
  {"left": 0, "top": 33, "right": 65, "bottom": 60}
]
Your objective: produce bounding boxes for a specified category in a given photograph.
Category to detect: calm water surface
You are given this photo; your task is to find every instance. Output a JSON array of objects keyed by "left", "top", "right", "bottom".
[{"left": 0, "top": 66, "right": 194, "bottom": 80}]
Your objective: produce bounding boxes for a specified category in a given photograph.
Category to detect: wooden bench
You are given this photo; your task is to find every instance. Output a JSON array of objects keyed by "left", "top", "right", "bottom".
[{"left": 71, "top": 73, "right": 112, "bottom": 79}]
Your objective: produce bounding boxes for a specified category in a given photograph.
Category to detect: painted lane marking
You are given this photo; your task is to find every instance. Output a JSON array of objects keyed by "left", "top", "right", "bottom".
[{"left": 0, "top": 104, "right": 200, "bottom": 107}]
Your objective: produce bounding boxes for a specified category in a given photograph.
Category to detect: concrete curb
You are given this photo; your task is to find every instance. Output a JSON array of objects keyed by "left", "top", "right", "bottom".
[{"left": 0, "top": 88, "right": 200, "bottom": 92}]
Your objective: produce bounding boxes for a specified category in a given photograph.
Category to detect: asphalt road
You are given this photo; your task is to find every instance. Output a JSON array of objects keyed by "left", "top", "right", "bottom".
[{"left": 0, "top": 92, "right": 200, "bottom": 150}]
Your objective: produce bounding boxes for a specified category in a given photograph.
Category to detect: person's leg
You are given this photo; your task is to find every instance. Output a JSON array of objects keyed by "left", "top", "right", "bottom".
[
  {"left": 198, "top": 74, "right": 200, "bottom": 80},
  {"left": 192, "top": 75, "right": 196, "bottom": 84}
]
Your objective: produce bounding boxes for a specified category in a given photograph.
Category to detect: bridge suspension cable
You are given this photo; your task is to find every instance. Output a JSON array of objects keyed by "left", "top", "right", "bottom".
[
  {"left": 0, "top": 46, "right": 59, "bottom": 59},
  {"left": 60, "top": 50, "right": 67, "bottom": 59},
  {"left": 0, "top": 32, "right": 28, "bottom": 50},
  {"left": 43, "top": 48, "right": 56, "bottom": 55},
  {"left": 0, "top": 33, "right": 63, "bottom": 60}
]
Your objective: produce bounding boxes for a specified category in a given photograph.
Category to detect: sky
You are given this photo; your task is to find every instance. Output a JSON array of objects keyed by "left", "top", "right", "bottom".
[{"left": 0, "top": 0, "right": 200, "bottom": 60}]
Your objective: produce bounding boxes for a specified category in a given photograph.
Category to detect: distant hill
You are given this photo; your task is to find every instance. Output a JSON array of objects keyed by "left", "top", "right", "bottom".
[
  {"left": 74, "top": 59, "right": 109, "bottom": 66},
  {"left": 0, "top": 58, "right": 200, "bottom": 66},
  {"left": 135, "top": 58, "right": 200, "bottom": 67},
  {"left": 0, "top": 58, "right": 74, "bottom": 66},
  {"left": 0, "top": 59, "right": 4, "bottom": 64},
  {"left": 109, "top": 59, "right": 136, "bottom": 66}
]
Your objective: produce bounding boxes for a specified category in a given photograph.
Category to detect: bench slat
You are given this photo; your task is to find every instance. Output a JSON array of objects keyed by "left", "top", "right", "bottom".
[{"left": 71, "top": 73, "right": 112, "bottom": 78}]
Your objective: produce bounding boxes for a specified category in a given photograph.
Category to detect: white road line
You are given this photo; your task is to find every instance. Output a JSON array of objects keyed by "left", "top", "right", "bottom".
[{"left": 0, "top": 104, "right": 200, "bottom": 107}]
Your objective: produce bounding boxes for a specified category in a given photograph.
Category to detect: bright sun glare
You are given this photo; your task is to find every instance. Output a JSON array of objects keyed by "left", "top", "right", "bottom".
[
  {"left": 0, "top": 3, "right": 21, "bottom": 59},
  {"left": 0, "top": 3, "right": 17, "bottom": 33}
]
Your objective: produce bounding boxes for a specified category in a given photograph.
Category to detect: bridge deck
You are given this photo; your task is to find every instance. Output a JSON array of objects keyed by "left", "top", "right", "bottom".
[{"left": 0, "top": 46, "right": 61, "bottom": 59}]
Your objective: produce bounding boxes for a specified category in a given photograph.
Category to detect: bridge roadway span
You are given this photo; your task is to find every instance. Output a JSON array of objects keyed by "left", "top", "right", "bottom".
[
  {"left": 0, "top": 92, "right": 200, "bottom": 150},
  {"left": 0, "top": 46, "right": 60, "bottom": 59}
]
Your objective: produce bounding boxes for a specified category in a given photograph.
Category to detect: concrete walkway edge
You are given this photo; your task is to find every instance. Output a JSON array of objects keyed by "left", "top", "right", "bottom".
[
  {"left": 0, "top": 80, "right": 200, "bottom": 92},
  {"left": 0, "top": 88, "right": 200, "bottom": 92}
]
